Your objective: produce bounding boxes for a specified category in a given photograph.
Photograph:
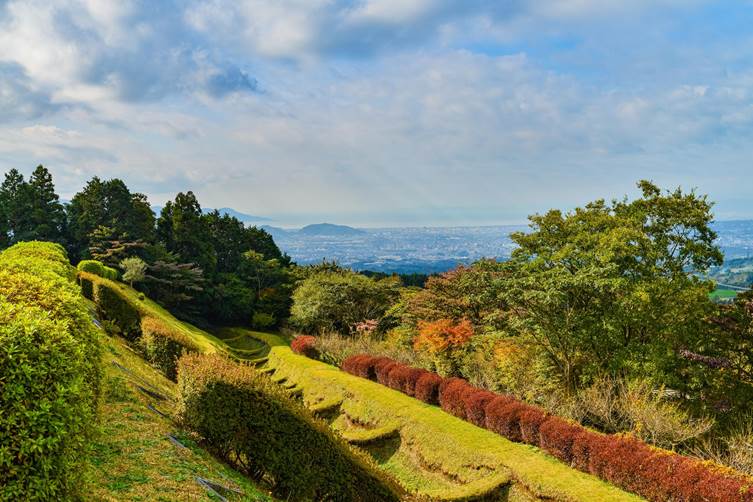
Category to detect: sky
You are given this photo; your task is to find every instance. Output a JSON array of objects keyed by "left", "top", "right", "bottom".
[{"left": 1, "top": 0, "right": 753, "bottom": 227}]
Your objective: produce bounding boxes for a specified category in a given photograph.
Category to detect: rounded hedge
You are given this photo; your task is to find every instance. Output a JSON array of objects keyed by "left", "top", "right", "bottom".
[{"left": 0, "top": 242, "right": 101, "bottom": 500}]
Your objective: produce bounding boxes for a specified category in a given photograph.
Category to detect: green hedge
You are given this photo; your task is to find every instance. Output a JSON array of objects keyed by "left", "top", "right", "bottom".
[
  {"left": 77, "top": 259, "right": 119, "bottom": 281},
  {"left": 140, "top": 316, "right": 200, "bottom": 381},
  {"left": 0, "top": 242, "right": 101, "bottom": 500},
  {"left": 91, "top": 277, "right": 142, "bottom": 341},
  {"left": 177, "top": 353, "right": 403, "bottom": 501}
]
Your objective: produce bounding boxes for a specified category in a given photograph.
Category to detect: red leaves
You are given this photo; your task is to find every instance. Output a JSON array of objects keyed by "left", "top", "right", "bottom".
[
  {"left": 438, "top": 377, "right": 472, "bottom": 419},
  {"left": 338, "top": 353, "right": 753, "bottom": 501},
  {"left": 291, "top": 335, "right": 318, "bottom": 358},
  {"left": 414, "top": 372, "right": 443, "bottom": 405}
]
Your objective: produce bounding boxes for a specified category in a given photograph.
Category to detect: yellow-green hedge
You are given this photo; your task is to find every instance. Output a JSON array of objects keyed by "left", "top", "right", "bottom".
[
  {"left": 0, "top": 242, "right": 101, "bottom": 500},
  {"left": 77, "top": 259, "right": 118, "bottom": 280},
  {"left": 177, "top": 353, "right": 404, "bottom": 501},
  {"left": 81, "top": 271, "right": 201, "bottom": 380}
]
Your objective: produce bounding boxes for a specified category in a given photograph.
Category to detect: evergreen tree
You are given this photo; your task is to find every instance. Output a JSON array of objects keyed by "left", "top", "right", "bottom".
[
  {"left": 156, "top": 191, "right": 216, "bottom": 274},
  {"left": 0, "top": 169, "right": 32, "bottom": 245},
  {"left": 26, "top": 165, "right": 66, "bottom": 243},
  {"left": 67, "top": 177, "right": 155, "bottom": 260}
]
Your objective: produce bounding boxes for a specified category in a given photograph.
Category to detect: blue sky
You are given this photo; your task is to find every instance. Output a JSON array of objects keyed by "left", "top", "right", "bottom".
[{"left": 1, "top": 0, "right": 753, "bottom": 227}]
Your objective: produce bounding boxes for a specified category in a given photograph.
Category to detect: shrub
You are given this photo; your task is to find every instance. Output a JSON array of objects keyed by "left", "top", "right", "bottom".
[
  {"left": 252, "top": 311, "right": 276, "bottom": 329},
  {"left": 414, "top": 372, "right": 443, "bottom": 405},
  {"left": 91, "top": 277, "right": 141, "bottom": 340},
  {"left": 438, "top": 377, "right": 472, "bottom": 419},
  {"left": 102, "top": 265, "right": 119, "bottom": 281},
  {"left": 538, "top": 417, "right": 585, "bottom": 464},
  {"left": 177, "top": 354, "right": 403, "bottom": 501},
  {"left": 385, "top": 363, "right": 411, "bottom": 392},
  {"left": 314, "top": 330, "right": 430, "bottom": 369},
  {"left": 79, "top": 275, "right": 94, "bottom": 299},
  {"left": 484, "top": 395, "right": 527, "bottom": 441},
  {"left": 342, "top": 354, "right": 376, "bottom": 379},
  {"left": 140, "top": 316, "right": 199, "bottom": 381},
  {"left": 291, "top": 335, "right": 319, "bottom": 358},
  {"left": 463, "top": 389, "right": 497, "bottom": 427},
  {"left": 375, "top": 359, "right": 401, "bottom": 386},
  {"left": 519, "top": 407, "right": 550, "bottom": 445},
  {"left": 0, "top": 242, "right": 100, "bottom": 500},
  {"left": 402, "top": 367, "right": 429, "bottom": 397}
]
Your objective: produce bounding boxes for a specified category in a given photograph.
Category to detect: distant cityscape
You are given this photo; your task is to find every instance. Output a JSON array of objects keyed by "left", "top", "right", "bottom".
[{"left": 260, "top": 220, "right": 753, "bottom": 275}]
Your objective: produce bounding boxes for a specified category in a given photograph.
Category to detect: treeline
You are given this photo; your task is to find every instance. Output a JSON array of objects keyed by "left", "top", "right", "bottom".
[
  {"left": 0, "top": 166, "right": 292, "bottom": 327},
  {"left": 290, "top": 181, "right": 753, "bottom": 474}
]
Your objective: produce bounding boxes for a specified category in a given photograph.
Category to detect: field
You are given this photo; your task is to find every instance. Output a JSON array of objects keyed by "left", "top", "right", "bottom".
[{"left": 710, "top": 288, "right": 738, "bottom": 301}]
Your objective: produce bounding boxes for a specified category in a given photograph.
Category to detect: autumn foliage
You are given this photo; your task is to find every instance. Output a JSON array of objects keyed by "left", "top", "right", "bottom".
[
  {"left": 337, "top": 353, "right": 753, "bottom": 502},
  {"left": 414, "top": 318, "right": 474, "bottom": 353},
  {"left": 291, "top": 335, "right": 319, "bottom": 358}
]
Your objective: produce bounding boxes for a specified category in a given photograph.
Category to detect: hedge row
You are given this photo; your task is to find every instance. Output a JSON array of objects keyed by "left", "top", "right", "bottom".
[
  {"left": 79, "top": 271, "right": 200, "bottom": 380},
  {"left": 341, "top": 354, "right": 753, "bottom": 502},
  {"left": 77, "top": 259, "right": 118, "bottom": 281},
  {"left": 177, "top": 353, "right": 404, "bottom": 501},
  {"left": 0, "top": 242, "right": 101, "bottom": 500}
]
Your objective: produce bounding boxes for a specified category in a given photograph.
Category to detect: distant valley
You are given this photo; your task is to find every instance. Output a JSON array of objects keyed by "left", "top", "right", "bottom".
[{"left": 258, "top": 219, "right": 753, "bottom": 279}]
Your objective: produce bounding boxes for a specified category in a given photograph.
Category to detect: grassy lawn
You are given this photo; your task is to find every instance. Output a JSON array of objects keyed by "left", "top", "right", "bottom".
[
  {"left": 710, "top": 288, "right": 738, "bottom": 301},
  {"left": 85, "top": 332, "right": 273, "bottom": 502},
  {"left": 236, "top": 329, "right": 643, "bottom": 502}
]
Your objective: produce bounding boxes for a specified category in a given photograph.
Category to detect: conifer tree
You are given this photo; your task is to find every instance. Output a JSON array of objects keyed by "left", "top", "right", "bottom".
[
  {"left": 26, "top": 165, "right": 66, "bottom": 243},
  {"left": 0, "top": 169, "right": 32, "bottom": 245}
]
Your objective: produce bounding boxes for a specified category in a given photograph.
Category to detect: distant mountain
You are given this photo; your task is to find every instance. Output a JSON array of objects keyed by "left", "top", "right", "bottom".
[
  {"left": 151, "top": 205, "right": 270, "bottom": 223},
  {"left": 260, "top": 225, "right": 290, "bottom": 240},
  {"left": 298, "top": 223, "right": 366, "bottom": 237}
]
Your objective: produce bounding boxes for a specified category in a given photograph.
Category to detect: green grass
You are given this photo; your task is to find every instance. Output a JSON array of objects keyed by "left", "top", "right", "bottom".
[
  {"left": 710, "top": 288, "right": 738, "bottom": 301},
  {"left": 236, "top": 329, "right": 642, "bottom": 502},
  {"left": 86, "top": 332, "right": 274, "bottom": 501}
]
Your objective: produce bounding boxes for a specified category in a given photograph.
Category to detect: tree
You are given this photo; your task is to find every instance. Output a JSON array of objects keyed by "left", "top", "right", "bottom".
[
  {"left": 26, "top": 165, "right": 66, "bottom": 243},
  {"left": 290, "top": 269, "right": 400, "bottom": 335},
  {"left": 88, "top": 226, "right": 147, "bottom": 267},
  {"left": 500, "top": 181, "right": 722, "bottom": 394},
  {"left": 157, "top": 192, "right": 216, "bottom": 275},
  {"left": 0, "top": 169, "right": 32, "bottom": 245},
  {"left": 120, "top": 257, "right": 147, "bottom": 287},
  {"left": 67, "top": 177, "right": 155, "bottom": 260}
]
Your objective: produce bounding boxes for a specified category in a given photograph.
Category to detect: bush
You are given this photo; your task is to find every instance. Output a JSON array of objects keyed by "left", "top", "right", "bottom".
[
  {"left": 438, "top": 377, "right": 472, "bottom": 419},
  {"left": 79, "top": 275, "right": 94, "bottom": 299},
  {"left": 538, "top": 417, "right": 585, "bottom": 464},
  {"left": 342, "top": 354, "right": 376, "bottom": 379},
  {"left": 252, "top": 311, "right": 276, "bottom": 329},
  {"left": 0, "top": 242, "right": 100, "bottom": 500},
  {"left": 519, "top": 407, "right": 550, "bottom": 445},
  {"left": 414, "top": 372, "right": 443, "bottom": 405},
  {"left": 140, "top": 316, "right": 198, "bottom": 381},
  {"left": 313, "top": 331, "right": 430, "bottom": 369},
  {"left": 91, "top": 277, "right": 141, "bottom": 340},
  {"left": 291, "top": 335, "right": 319, "bottom": 359},
  {"left": 177, "top": 354, "right": 403, "bottom": 501},
  {"left": 484, "top": 395, "right": 526, "bottom": 441},
  {"left": 463, "top": 389, "right": 497, "bottom": 427}
]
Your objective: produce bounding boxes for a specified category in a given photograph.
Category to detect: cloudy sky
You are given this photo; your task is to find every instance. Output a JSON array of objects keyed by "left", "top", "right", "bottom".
[{"left": 1, "top": 1, "right": 753, "bottom": 226}]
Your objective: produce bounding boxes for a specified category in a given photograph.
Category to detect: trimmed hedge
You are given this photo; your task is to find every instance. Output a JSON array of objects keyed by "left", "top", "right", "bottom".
[
  {"left": 177, "top": 353, "right": 404, "bottom": 501},
  {"left": 290, "top": 335, "right": 319, "bottom": 359},
  {"left": 340, "top": 354, "right": 753, "bottom": 502},
  {"left": 0, "top": 242, "right": 101, "bottom": 500},
  {"left": 92, "top": 278, "right": 142, "bottom": 340},
  {"left": 77, "top": 259, "right": 118, "bottom": 280},
  {"left": 81, "top": 271, "right": 200, "bottom": 380},
  {"left": 140, "top": 316, "right": 200, "bottom": 381}
]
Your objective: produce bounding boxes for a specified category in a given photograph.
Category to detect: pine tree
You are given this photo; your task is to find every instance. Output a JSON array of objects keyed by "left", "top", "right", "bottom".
[
  {"left": 0, "top": 169, "right": 32, "bottom": 245},
  {"left": 26, "top": 165, "right": 66, "bottom": 243}
]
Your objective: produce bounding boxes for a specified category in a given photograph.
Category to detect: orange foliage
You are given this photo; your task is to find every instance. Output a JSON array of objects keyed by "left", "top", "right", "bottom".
[{"left": 414, "top": 318, "right": 474, "bottom": 353}]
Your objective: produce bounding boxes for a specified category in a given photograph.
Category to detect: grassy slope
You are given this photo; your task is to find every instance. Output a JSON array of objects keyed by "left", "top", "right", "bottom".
[
  {"left": 84, "top": 277, "right": 639, "bottom": 500},
  {"left": 86, "top": 320, "right": 273, "bottom": 501},
  {"left": 235, "top": 328, "right": 642, "bottom": 502}
]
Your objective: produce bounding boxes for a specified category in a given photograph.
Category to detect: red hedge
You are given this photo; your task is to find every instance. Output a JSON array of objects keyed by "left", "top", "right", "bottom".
[
  {"left": 463, "top": 389, "right": 497, "bottom": 427},
  {"left": 291, "top": 335, "right": 318, "bottom": 358},
  {"left": 414, "top": 372, "right": 443, "bottom": 405},
  {"left": 484, "top": 395, "right": 527, "bottom": 442},
  {"left": 438, "top": 377, "right": 472, "bottom": 419},
  {"left": 336, "top": 354, "right": 753, "bottom": 502}
]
